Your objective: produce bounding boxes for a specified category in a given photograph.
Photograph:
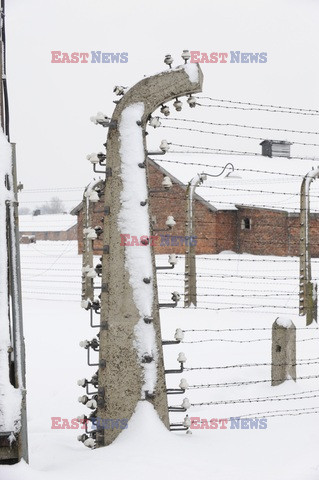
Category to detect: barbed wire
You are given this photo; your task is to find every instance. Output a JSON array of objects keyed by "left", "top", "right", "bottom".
[
  {"left": 195, "top": 96, "right": 319, "bottom": 114},
  {"left": 175, "top": 256, "right": 301, "bottom": 263},
  {"left": 159, "top": 272, "right": 300, "bottom": 280},
  {"left": 191, "top": 391, "right": 319, "bottom": 406},
  {"left": 231, "top": 406, "right": 319, "bottom": 419},
  {"left": 195, "top": 101, "right": 319, "bottom": 117},
  {"left": 161, "top": 117, "right": 319, "bottom": 136},
  {"left": 153, "top": 231, "right": 319, "bottom": 247},
  {"left": 174, "top": 306, "right": 296, "bottom": 313},
  {"left": 182, "top": 327, "right": 317, "bottom": 333},
  {"left": 154, "top": 157, "right": 307, "bottom": 178},
  {"left": 162, "top": 125, "right": 319, "bottom": 148},
  {"left": 189, "top": 375, "right": 319, "bottom": 391},
  {"left": 184, "top": 357, "right": 319, "bottom": 371},
  {"left": 182, "top": 337, "right": 318, "bottom": 344},
  {"left": 168, "top": 143, "right": 319, "bottom": 162}
]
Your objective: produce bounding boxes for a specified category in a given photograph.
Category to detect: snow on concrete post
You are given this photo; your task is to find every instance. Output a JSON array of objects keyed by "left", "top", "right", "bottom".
[
  {"left": 299, "top": 168, "right": 319, "bottom": 325},
  {"left": 97, "top": 63, "right": 203, "bottom": 446},
  {"left": 271, "top": 317, "right": 296, "bottom": 386}
]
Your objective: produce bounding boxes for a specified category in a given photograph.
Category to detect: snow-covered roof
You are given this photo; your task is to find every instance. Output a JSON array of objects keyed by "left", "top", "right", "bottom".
[
  {"left": 19, "top": 214, "right": 76, "bottom": 232},
  {"left": 151, "top": 153, "right": 319, "bottom": 213}
]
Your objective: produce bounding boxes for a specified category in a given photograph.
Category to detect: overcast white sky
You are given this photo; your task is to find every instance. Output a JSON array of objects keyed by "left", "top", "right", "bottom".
[{"left": 5, "top": 0, "right": 319, "bottom": 212}]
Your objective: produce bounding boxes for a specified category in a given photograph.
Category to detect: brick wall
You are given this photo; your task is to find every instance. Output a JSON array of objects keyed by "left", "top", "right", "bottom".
[
  {"left": 20, "top": 224, "right": 77, "bottom": 242},
  {"left": 288, "top": 213, "right": 319, "bottom": 257},
  {"left": 147, "top": 162, "right": 218, "bottom": 255},
  {"left": 236, "top": 207, "right": 288, "bottom": 256},
  {"left": 73, "top": 161, "right": 319, "bottom": 258}
]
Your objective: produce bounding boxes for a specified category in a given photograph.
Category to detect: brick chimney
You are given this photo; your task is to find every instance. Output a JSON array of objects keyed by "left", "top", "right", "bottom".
[{"left": 260, "top": 140, "right": 292, "bottom": 158}]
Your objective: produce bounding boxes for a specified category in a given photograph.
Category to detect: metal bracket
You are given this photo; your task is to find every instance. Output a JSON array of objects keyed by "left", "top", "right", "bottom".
[
  {"left": 165, "top": 364, "right": 184, "bottom": 374},
  {"left": 166, "top": 388, "right": 185, "bottom": 395},
  {"left": 169, "top": 424, "right": 188, "bottom": 432},
  {"left": 168, "top": 406, "right": 187, "bottom": 412},
  {"left": 159, "top": 301, "right": 178, "bottom": 308}
]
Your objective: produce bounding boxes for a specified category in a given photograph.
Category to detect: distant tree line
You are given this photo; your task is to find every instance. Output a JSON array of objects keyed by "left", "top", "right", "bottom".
[{"left": 19, "top": 197, "right": 66, "bottom": 215}]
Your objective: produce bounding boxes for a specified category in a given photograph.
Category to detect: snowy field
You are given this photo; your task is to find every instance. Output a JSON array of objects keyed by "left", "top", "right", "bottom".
[{"left": 1, "top": 240, "right": 319, "bottom": 480}]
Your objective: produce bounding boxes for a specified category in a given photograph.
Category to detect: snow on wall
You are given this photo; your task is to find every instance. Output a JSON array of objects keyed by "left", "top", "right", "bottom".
[
  {"left": 118, "top": 103, "right": 158, "bottom": 396},
  {"left": 0, "top": 129, "right": 22, "bottom": 433}
]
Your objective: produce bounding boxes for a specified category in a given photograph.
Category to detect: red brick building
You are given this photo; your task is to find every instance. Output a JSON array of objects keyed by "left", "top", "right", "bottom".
[{"left": 71, "top": 159, "right": 319, "bottom": 257}]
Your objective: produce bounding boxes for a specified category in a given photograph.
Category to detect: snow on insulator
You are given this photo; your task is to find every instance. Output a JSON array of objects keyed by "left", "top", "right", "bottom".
[
  {"left": 164, "top": 54, "right": 173, "bottom": 67},
  {"left": 181, "top": 398, "right": 191, "bottom": 410},
  {"left": 87, "top": 228, "right": 97, "bottom": 240},
  {"left": 174, "top": 328, "right": 184, "bottom": 341},
  {"left": 83, "top": 227, "right": 90, "bottom": 234},
  {"left": 77, "top": 415, "right": 86, "bottom": 423},
  {"left": 77, "top": 378, "right": 87, "bottom": 387},
  {"left": 159, "top": 140, "right": 170, "bottom": 153},
  {"left": 169, "top": 253, "right": 177, "bottom": 266},
  {"left": 187, "top": 95, "right": 196, "bottom": 108},
  {"left": 81, "top": 299, "right": 91, "bottom": 310},
  {"left": 89, "top": 190, "right": 100, "bottom": 203},
  {"left": 83, "top": 437, "right": 96, "bottom": 449},
  {"left": 86, "top": 399, "right": 97, "bottom": 410},
  {"left": 173, "top": 99, "right": 183, "bottom": 112},
  {"left": 90, "top": 112, "right": 110, "bottom": 127},
  {"left": 181, "top": 50, "right": 191, "bottom": 63},
  {"left": 160, "top": 105, "right": 170, "bottom": 117},
  {"left": 172, "top": 291, "right": 181, "bottom": 302},
  {"left": 177, "top": 352, "right": 187, "bottom": 363},
  {"left": 78, "top": 395, "right": 89, "bottom": 404},
  {"left": 77, "top": 433, "right": 88, "bottom": 442},
  {"left": 113, "top": 85, "right": 126, "bottom": 96},
  {"left": 179, "top": 378, "right": 189, "bottom": 390},
  {"left": 79, "top": 340, "right": 90, "bottom": 349},
  {"left": 166, "top": 215, "right": 176, "bottom": 228},
  {"left": 86, "top": 153, "right": 99, "bottom": 164},
  {"left": 183, "top": 415, "right": 191, "bottom": 428},
  {"left": 162, "top": 175, "right": 173, "bottom": 190},
  {"left": 82, "top": 265, "right": 91, "bottom": 274},
  {"left": 87, "top": 267, "right": 97, "bottom": 279},
  {"left": 149, "top": 116, "right": 161, "bottom": 128}
]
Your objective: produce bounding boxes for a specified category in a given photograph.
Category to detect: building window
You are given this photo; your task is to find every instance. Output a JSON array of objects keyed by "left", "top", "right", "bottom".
[{"left": 241, "top": 218, "right": 251, "bottom": 230}]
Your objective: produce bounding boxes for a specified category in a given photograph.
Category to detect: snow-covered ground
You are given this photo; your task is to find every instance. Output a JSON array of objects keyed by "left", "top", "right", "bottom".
[{"left": 1, "top": 240, "right": 319, "bottom": 479}]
